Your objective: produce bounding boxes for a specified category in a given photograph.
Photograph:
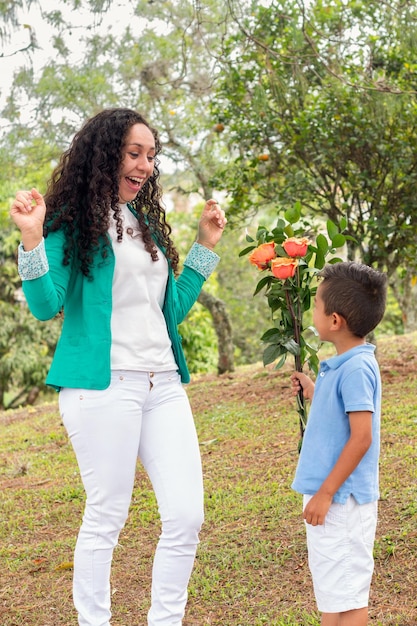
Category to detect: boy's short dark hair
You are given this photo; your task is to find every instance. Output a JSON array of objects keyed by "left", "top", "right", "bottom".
[{"left": 318, "top": 262, "right": 387, "bottom": 338}]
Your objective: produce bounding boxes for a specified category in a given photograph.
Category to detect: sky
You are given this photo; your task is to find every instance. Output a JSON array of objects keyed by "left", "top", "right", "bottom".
[{"left": 0, "top": 2, "right": 148, "bottom": 121}]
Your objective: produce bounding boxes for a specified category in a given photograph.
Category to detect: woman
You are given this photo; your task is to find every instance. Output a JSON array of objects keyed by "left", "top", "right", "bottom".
[{"left": 10, "top": 108, "right": 226, "bottom": 626}]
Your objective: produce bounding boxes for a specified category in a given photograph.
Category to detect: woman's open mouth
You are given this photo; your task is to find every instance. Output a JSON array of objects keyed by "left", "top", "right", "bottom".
[{"left": 125, "top": 176, "right": 143, "bottom": 191}]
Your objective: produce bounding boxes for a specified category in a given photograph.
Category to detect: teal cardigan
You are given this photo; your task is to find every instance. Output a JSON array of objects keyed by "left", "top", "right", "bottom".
[{"left": 19, "top": 230, "right": 219, "bottom": 389}]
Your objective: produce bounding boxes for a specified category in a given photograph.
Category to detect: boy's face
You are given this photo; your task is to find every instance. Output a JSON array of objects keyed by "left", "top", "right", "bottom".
[{"left": 313, "top": 284, "right": 334, "bottom": 342}]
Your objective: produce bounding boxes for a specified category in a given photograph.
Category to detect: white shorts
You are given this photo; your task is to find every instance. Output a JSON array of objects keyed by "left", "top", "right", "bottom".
[{"left": 303, "top": 494, "right": 378, "bottom": 613}]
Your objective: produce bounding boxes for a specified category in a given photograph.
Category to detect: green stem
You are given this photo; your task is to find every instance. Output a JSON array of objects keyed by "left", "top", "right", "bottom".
[{"left": 284, "top": 270, "right": 306, "bottom": 441}]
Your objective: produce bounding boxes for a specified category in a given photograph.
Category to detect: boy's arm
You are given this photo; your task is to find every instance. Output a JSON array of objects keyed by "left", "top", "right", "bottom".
[{"left": 303, "top": 410, "right": 373, "bottom": 526}]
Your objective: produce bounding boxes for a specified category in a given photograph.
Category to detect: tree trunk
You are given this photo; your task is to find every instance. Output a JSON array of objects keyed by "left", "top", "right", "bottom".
[
  {"left": 198, "top": 290, "right": 235, "bottom": 374},
  {"left": 390, "top": 269, "right": 417, "bottom": 333}
]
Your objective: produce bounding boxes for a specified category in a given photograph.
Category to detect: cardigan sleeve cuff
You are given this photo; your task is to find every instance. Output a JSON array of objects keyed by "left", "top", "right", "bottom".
[
  {"left": 183, "top": 242, "right": 220, "bottom": 280},
  {"left": 18, "top": 238, "right": 49, "bottom": 280}
]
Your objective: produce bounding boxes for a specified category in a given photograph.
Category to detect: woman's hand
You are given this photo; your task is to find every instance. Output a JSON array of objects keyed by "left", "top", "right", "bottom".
[
  {"left": 10, "top": 188, "right": 46, "bottom": 251},
  {"left": 196, "top": 199, "right": 227, "bottom": 250}
]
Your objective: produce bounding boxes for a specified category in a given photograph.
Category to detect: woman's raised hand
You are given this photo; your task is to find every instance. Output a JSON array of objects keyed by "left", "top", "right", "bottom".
[
  {"left": 10, "top": 188, "right": 46, "bottom": 251},
  {"left": 196, "top": 199, "right": 227, "bottom": 250}
]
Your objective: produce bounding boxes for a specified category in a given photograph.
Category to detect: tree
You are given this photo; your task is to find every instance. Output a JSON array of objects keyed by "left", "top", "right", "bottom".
[
  {"left": 2, "top": 0, "right": 233, "bottom": 184},
  {"left": 210, "top": 0, "right": 417, "bottom": 329}
]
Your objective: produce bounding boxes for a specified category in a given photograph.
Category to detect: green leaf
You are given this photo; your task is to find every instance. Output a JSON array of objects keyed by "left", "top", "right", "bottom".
[
  {"left": 263, "top": 344, "right": 285, "bottom": 366},
  {"left": 326, "top": 219, "right": 339, "bottom": 240},
  {"left": 305, "top": 324, "right": 319, "bottom": 338},
  {"left": 275, "top": 218, "right": 287, "bottom": 232},
  {"left": 330, "top": 233, "right": 346, "bottom": 248},
  {"left": 302, "top": 290, "right": 311, "bottom": 311},
  {"left": 239, "top": 245, "right": 256, "bottom": 257},
  {"left": 307, "top": 352, "right": 320, "bottom": 376},
  {"left": 275, "top": 244, "right": 287, "bottom": 257},
  {"left": 256, "top": 226, "right": 269, "bottom": 239},
  {"left": 253, "top": 275, "right": 272, "bottom": 295},
  {"left": 273, "top": 354, "right": 287, "bottom": 370},
  {"left": 261, "top": 327, "right": 282, "bottom": 342},
  {"left": 345, "top": 234, "right": 358, "bottom": 243},
  {"left": 270, "top": 231, "right": 286, "bottom": 245},
  {"left": 316, "top": 233, "right": 329, "bottom": 253},
  {"left": 285, "top": 201, "right": 302, "bottom": 224},
  {"left": 283, "top": 338, "right": 300, "bottom": 355},
  {"left": 315, "top": 248, "right": 326, "bottom": 269}
]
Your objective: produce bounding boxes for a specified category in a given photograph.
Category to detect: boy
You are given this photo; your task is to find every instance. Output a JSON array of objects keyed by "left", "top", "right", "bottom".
[{"left": 291, "top": 262, "right": 387, "bottom": 626}]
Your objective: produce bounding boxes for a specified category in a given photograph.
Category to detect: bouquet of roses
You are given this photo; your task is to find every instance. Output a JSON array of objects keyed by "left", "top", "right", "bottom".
[{"left": 241, "top": 202, "right": 348, "bottom": 446}]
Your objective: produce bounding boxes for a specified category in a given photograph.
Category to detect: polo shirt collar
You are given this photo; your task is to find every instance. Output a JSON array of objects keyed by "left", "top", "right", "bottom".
[{"left": 321, "top": 343, "right": 376, "bottom": 371}]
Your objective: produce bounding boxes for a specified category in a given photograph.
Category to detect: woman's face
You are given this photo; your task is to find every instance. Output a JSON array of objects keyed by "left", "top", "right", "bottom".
[{"left": 118, "top": 123, "right": 156, "bottom": 203}]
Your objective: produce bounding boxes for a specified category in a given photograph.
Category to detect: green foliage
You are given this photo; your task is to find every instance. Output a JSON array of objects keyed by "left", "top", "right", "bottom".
[
  {"left": 214, "top": 225, "right": 272, "bottom": 366},
  {"left": 166, "top": 204, "right": 221, "bottom": 374},
  {"left": 0, "top": 229, "right": 21, "bottom": 302},
  {"left": 379, "top": 287, "right": 404, "bottom": 336},
  {"left": 210, "top": 0, "right": 417, "bottom": 327},
  {"left": 0, "top": 299, "right": 62, "bottom": 409},
  {"left": 0, "top": 214, "right": 62, "bottom": 409},
  {"left": 180, "top": 304, "right": 218, "bottom": 374}
]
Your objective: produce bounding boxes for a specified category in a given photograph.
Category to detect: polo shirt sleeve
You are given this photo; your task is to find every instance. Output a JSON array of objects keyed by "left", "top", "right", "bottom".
[{"left": 341, "top": 365, "right": 377, "bottom": 414}]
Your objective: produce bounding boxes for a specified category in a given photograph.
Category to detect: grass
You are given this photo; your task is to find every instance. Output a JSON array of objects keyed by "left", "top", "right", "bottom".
[{"left": 1, "top": 333, "right": 417, "bottom": 625}]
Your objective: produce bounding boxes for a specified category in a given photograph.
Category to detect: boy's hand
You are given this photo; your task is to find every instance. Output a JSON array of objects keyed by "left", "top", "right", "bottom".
[
  {"left": 303, "top": 491, "right": 332, "bottom": 526},
  {"left": 290, "top": 372, "right": 315, "bottom": 401}
]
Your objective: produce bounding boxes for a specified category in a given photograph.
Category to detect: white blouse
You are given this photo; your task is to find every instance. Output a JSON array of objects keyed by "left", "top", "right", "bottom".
[{"left": 108, "top": 203, "right": 177, "bottom": 372}]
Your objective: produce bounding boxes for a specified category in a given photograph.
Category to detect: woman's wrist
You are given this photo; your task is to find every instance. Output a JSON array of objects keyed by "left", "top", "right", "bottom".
[
  {"left": 21, "top": 228, "right": 44, "bottom": 252},
  {"left": 196, "top": 238, "right": 215, "bottom": 251}
]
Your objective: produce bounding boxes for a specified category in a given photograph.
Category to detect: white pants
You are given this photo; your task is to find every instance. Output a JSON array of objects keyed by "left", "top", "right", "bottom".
[{"left": 59, "top": 370, "right": 204, "bottom": 626}]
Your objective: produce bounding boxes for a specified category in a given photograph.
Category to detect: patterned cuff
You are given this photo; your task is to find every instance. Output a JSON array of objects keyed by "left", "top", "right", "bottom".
[
  {"left": 18, "top": 238, "right": 49, "bottom": 280},
  {"left": 183, "top": 242, "right": 220, "bottom": 280}
]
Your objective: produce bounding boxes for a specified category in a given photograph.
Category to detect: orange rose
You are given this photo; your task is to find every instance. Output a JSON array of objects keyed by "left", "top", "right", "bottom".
[
  {"left": 270, "top": 257, "right": 298, "bottom": 279},
  {"left": 248, "top": 242, "right": 276, "bottom": 269},
  {"left": 282, "top": 236, "right": 311, "bottom": 258}
]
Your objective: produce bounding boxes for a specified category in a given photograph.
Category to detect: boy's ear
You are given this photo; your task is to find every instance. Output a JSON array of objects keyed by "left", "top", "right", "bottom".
[{"left": 330, "top": 312, "right": 347, "bottom": 331}]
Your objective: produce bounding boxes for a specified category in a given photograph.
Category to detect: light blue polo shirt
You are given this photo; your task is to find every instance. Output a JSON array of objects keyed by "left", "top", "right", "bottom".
[{"left": 292, "top": 344, "right": 381, "bottom": 504}]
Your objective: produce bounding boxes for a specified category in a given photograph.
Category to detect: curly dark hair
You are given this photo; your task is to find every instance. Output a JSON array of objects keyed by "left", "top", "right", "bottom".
[{"left": 43, "top": 108, "right": 179, "bottom": 276}]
